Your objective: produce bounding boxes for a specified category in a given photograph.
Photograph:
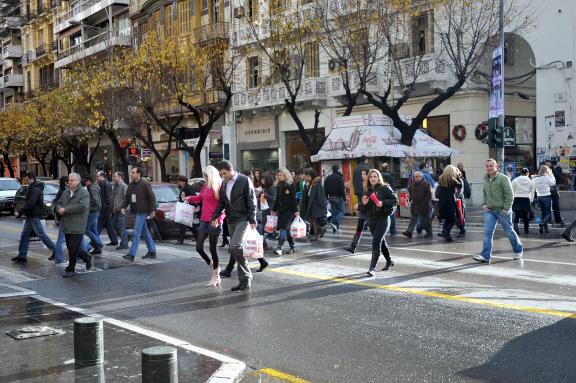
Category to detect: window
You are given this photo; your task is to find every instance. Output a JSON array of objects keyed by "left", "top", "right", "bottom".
[
  {"left": 70, "top": 32, "right": 81, "bottom": 47},
  {"left": 151, "top": 10, "right": 161, "bottom": 37},
  {"left": 247, "top": 0, "right": 258, "bottom": 18},
  {"left": 350, "top": 28, "right": 368, "bottom": 65},
  {"left": 164, "top": 5, "right": 173, "bottom": 36},
  {"left": 411, "top": 11, "right": 434, "bottom": 56},
  {"left": 212, "top": 0, "right": 220, "bottom": 23},
  {"left": 178, "top": 0, "right": 191, "bottom": 35},
  {"left": 140, "top": 20, "right": 149, "bottom": 40},
  {"left": 305, "top": 41, "right": 319, "bottom": 78},
  {"left": 271, "top": 0, "right": 287, "bottom": 14},
  {"left": 247, "top": 56, "right": 260, "bottom": 88}
]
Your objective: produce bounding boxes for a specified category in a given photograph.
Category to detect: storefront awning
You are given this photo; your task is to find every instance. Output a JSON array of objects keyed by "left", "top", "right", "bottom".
[{"left": 311, "top": 115, "right": 458, "bottom": 162}]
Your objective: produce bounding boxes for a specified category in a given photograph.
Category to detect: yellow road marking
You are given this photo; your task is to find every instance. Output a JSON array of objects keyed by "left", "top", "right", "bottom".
[
  {"left": 270, "top": 268, "right": 576, "bottom": 319},
  {"left": 255, "top": 368, "right": 311, "bottom": 383}
]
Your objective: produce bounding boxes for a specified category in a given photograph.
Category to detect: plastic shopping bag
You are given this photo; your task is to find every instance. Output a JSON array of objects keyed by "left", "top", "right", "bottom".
[
  {"left": 290, "top": 216, "right": 307, "bottom": 238},
  {"left": 264, "top": 215, "right": 277, "bottom": 233},
  {"left": 242, "top": 228, "right": 264, "bottom": 259},
  {"left": 173, "top": 202, "right": 195, "bottom": 227}
]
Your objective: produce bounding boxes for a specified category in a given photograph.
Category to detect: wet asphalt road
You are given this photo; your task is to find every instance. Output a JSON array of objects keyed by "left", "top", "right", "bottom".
[{"left": 0, "top": 211, "right": 575, "bottom": 383}]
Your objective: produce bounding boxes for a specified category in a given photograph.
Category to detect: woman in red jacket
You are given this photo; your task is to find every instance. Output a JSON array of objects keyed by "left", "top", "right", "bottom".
[{"left": 187, "top": 165, "right": 225, "bottom": 287}]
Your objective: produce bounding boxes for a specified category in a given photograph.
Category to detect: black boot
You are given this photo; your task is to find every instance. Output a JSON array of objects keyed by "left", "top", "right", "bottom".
[
  {"left": 544, "top": 222, "right": 550, "bottom": 234},
  {"left": 257, "top": 258, "right": 269, "bottom": 272},
  {"left": 369, "top": 248, "right": 380, "bottom": 273},
  {"left": 286, "top": 237, "right": 295, "bottom": 254},
  {"left": 219, "top": 238, "right": 229, "bottom": 248},
  {"left": 343, "top": 234, "right": 360, "bottom": 254}
]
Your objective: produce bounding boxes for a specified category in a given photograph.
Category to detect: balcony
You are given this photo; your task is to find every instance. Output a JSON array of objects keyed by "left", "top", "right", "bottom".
[
  {"left": 55, "top": 31, "right": 131, "bottom": 69},
  {"left": 328, "top": 72, "right": 381, "bottom": 97},
  {"left": 54, "top": 0, "right": 130, "bottom": 34},
  {"left": 194, "top": 22, "right": 229, "bottom": 45},
  {"left": 0, "top": 16, "right": 23, "bottom": 35},
  {"left": 399, "top": 54, "right": 451, "bottom": 87},
  {"left": 2, "top": 44, "right": 23, "bottom": 60},
  {"left": 34, "top": 42, "right": 56, "bottom": 59},
  {"left": 2, "top": 74, "right": 24, "bottom": 88},
  {"left": 232, "top": 77, "right": 327, "bottom": 111}
]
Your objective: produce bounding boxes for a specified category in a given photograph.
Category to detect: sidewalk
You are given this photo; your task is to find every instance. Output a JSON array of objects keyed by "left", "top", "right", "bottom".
[{"left": 0, "top": 293, "right": 243, "bottom": 383}]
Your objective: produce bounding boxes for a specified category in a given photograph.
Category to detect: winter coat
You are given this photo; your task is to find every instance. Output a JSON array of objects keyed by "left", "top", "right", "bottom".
[
  {"left": 362, "top": 184, "right": 398, "bottom": 226},
  {"left": 178, "top": 183, "right": 195, "bottom": 203},
  {"left": 381, "top": 171, "right": 397, "bottom": 191},
  {"left": 122, "top": 179, "right": 156, "bottom": 215},
  {"left": 212, "top": 173, "right": 257, "bottom": 225},
  {"left": 300, "top": 177, "right": 328, "bottom": 220},
  {"left": 273, "top": 182, "right": 298, "bottom": 229},
  {"left": 511, "top": 176, "right": 535, "bottom": 202},
  {"left": 111, "top": 181, "right": 127, "bottom": 213},
  {"left": 436, "top": 179, "right": 462, "bottom": 221},
  {"left": 19, "top": 181, "right": 45, "bottom": 218},
  {"left": 533, "top": 175, "right": 555, "bottom": 197},
  {"left": 98, "top": 180, "right": 113, "bottom": 215},
  {"left": 483, "top": 172, "right": 514, "bottom": 211},
  {"left": 408, "top": 180, "right": 431, "bottom": 215},
  {"left": 55, "top": 186, "right": 90, "bottom": 235},
  {"left": 324, "top": 171, "right": 345, "bottom": 198},
  {"left": 188, "top": 185, "right": 224, "bottom": 224},
  {"left": 87, "top": 183, "right": 101, "bottom": 213}
]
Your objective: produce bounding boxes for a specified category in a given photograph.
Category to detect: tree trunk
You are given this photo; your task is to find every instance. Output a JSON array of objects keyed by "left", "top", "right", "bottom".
[
  {"left": 2, "top": 152, "right": 14, "bottom": 178},
  {"left": 72, "top": 144, "right": 90, "bottom": 177},
  {"left": 190, "top": 149, "right": 203, "bottom": 178},
  {"left": 157, "top": 156, "right": 168, "bottom": 182}
]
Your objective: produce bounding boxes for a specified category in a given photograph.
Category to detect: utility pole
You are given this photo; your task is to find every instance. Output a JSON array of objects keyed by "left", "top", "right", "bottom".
[{"left": 497, "top": 0, "right": 505, "bottom": 166}]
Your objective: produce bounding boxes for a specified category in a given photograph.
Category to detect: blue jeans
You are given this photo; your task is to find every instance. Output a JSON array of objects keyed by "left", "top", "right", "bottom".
[
  {"left": 18, "top": 218, "right": 56, "bottom": 259},
  {"left": 481, "top": 210, "right": 523, "bottom": 259},
  {"left": 389, "top": 213, "right": 397, "bottom": 235},
  {"left": 86, "top": 212, "right": 103, "bottom": 249},
  {"left": 537, "top": 196, "right": 552, "bottom": 224},
  {"left": 129, "top": 213, "right": 156, "bottom": 257},
  {"left": 329, "top": 197, "right": 346, "bottom": 229},
  {"left": 111, "top": 211, "right": 128, "bottom": 247},
  {"left": 55, "top": 225, "right": 66, "bottom": 263}
]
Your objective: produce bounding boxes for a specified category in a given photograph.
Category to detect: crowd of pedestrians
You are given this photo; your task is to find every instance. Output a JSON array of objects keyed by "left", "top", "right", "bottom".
[{"left": 9, "top": 156, "right": 576, "bottom": 287}]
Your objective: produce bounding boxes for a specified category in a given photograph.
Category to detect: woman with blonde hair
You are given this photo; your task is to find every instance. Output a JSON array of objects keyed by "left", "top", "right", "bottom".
[
  {"left": 272, "top": 168, "right": 299, "bottom": 255},
  {"left": 436, "top": 165, "right": 462, "bottom": 242},
  {"left": 186, "top": 165, "right": 225, "bottom": 287},
  {"left": 362, "top": 169, "right": 398, "bottom": 276},
  {"left": 532, "top": 164, "right": 556, "bottom": 234}
]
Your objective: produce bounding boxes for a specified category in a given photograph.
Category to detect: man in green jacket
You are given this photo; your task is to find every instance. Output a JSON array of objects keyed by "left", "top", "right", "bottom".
[
  {"left": 473, "top": 159, "right": 523, "bottom": 263},
  {"left": 55, "top": 173, "right": 93, "bottom": 278}
]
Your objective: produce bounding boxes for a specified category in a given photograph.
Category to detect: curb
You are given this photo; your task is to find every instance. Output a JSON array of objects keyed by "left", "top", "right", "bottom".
[{"left": 0, "top": 286, "right": 246, "bottom": 383}]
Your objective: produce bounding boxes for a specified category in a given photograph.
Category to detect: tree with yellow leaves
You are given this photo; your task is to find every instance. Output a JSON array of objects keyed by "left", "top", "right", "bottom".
[{"left": 0, "top": 105, "right": 23, "bottom": 177}]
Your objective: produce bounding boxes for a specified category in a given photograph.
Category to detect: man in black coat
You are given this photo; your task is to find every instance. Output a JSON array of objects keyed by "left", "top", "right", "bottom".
[
  {"left": 545, "top": 160, "right": 564, "bottom": 226},
  {"left": 324, "top": 164, "right": 346, "bottom": 233},
  {"left": 96, "top": 170, "right": 116, "bottom": 245},
  {"left": 353, "top": 156, "right": 370, "bottom": 198},
  {"left": 212, "top": 160, "right": 257, "bottom": 292},
  {"left": 13, "top": 173, "right": 56, "bottom": 263},
  {"left": 176, "top": 175, "right": 195, "bottom": 245}
]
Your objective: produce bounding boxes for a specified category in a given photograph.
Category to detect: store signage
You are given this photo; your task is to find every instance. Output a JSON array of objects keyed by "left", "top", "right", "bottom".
[
  {"left": 238, "top": 120, "right": 276, "bottom": 143},
  {"left": 489, "top": 47, "right": 504, "bottom": 118},
  {"left": 503, "top": 126, "right": 516, "bottom": 147},
  {"left": 141, "top": 148, "right": 152, "bottom": 158}
]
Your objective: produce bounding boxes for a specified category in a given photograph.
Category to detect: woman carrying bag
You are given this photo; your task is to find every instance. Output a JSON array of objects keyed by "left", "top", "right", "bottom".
[
  {"left": 300, "top": 168, "right": 328, "bottom": 241},
  {"left": 259, "top": 172, "right": 276, "bottom": 250},
  {"left": 272, "top": 168, "right": 299, "bottom": 256},
  {"left": 436, "top": 165, "right": 463, "bottom": 243},
  {"left": 362, "top": 169, "right": 398, "bottom": 276}
]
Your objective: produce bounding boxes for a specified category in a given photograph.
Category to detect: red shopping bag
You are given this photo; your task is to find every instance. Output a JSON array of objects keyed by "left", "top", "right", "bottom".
[{"left": 456, "top": 199, "right": 464, "bottom": 227}]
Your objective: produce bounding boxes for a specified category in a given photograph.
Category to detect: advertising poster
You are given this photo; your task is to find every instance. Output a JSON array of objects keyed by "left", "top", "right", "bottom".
[{"left": 489, "top": 47, "right": 504, "bottom": 119}]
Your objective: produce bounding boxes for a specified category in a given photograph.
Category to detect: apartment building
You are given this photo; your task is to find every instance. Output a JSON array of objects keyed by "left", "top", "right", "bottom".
[
  {"left": 129, "top": 0, "right": 230, "bottom": 180},
  {"left": 0, "top": 0, "right": 24, "bottom": 107}
]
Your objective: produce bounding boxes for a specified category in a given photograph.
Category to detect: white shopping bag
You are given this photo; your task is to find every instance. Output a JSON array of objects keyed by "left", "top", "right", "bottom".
[
  {"left": 264, "top": 215, "right": 277, "bottom": 233},
  {"left": 173, "top": 202, "right": 195, "bottom": 227},
  {"left": 290, "top": 216, "right": 307, "bottom": 238},
  {"left": 242, "top": 228, "right": 264, "bottom": 259}
]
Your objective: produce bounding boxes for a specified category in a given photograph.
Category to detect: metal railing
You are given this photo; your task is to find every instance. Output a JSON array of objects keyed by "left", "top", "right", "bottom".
[
  {"left": 194, "top": 22, "right": 229, "bottom": 44},
  {"left": 55, "top": 0, "right": 105, "bottom": 25},
  {"left": 56, "top": 31, "right": 131, "bottom": 62}
]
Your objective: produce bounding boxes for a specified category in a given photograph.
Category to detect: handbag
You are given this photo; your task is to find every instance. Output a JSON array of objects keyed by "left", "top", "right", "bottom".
[
  {"left": 173, "top": 202, "right": 195, "bottom": 227},
  {"left": 264, "top": 215, "right": 277, "bottom": 233},
  {"left": 290, "top": 216, "right": 307, "bottom": 238},
  {"left": 242, "top": 228, "right": 263, "bottom": 259}
]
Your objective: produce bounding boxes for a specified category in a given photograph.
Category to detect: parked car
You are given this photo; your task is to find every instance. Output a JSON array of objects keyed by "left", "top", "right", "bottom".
[
  {"left": 13, "top": 181, "right": 60, "bottom": 219},
  {"left": 0, "top": 178, "right": 22, "bottom": 215}
]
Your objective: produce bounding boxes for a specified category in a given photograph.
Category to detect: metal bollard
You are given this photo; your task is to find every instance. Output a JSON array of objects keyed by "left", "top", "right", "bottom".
[
  {"left": 142, "top": 346, "right": 178, "bottom": 383},
  {"left": 74, "top": 317, "right": 104, "bottom": 367}
]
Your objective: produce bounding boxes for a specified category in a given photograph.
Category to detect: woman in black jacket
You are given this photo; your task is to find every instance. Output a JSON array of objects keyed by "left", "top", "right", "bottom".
[
  {"left": 300, "top": 168, "right": 328, "bottom": 240},
  {"left": 272, "top": 168, "right": 299, "bottom": 255},
  {"left": 362, "top": 169, "right": 399, "bottom": 276},
  {"left": 436, "top": 165, "right": 463, "bottom": 243},
  {"left": 259, "top": 172, "right": 276, "bottom": 249}
]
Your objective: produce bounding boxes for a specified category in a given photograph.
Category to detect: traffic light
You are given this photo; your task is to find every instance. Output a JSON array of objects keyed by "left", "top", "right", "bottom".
[
  {"left": 487, "top": 118, "right": 503, "bottom": 148},
  {"left": 128, "top": 144, "right": 139, "bottom": 157}
]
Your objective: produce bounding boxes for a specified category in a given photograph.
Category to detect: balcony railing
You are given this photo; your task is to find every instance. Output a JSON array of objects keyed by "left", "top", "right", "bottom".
[
  {"left": 194, "top": 22, "right": 229, "bottom": 45},
  {"left": 233, "top": 77, "right": 327, "bottom": 111},
  {"left": 2, "top": 74, "right": 24, "bottom": 88},
  {"left": 129, "top": 0, "right": 146, "bottom": 16},
  {"left": 55, "top": 31, "right": 131, "bottom": 68},
  {"left": 55, "top": 0, "right": 128, "bottom": 31},
  {"left": 2, "top": 44, "right": 23, "bottom": 59}
]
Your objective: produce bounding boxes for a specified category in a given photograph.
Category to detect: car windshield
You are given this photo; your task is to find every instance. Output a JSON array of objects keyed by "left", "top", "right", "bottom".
[
  {"left": 0, "top": 180, "right": 21, "bottom": 191},
  {"left": 43, "top": 184, "right": 59, "bottom": 195},
  {"left": 153, "top": 185, "right": 179, "bottom": 203}
]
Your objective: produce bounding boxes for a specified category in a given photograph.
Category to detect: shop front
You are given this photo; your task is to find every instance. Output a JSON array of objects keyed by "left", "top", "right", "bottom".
[{"left": 236, "top": 116, "right": 279, "bottom": 173}]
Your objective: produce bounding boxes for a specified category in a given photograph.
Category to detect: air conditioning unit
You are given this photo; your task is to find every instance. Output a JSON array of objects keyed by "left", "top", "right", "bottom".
[
  {"left": 234, "top": 6, "right": 245, "bottom": 18},
  {"left": 393, "top": 43, "right": 409, "bottom": 59}
]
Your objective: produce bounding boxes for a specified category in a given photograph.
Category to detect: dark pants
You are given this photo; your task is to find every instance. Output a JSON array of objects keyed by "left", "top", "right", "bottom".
[
  {"left": 407, "top": 212, "right": 432, "bottom": 234},
  {"left": 98, "top": 211, "right": 116, "bottom": 243},
  {"left": 562, "top": 219, "right": 576, "bottom": 239},
  {"left": 221, "top": 217, "right": 229, "bottom": 243},
  {"left": 443, "top": 215, "right": 455, "bottom": 239},
  {"left": 111, "top": 211, "right": 128, "bottom": 247},
  {"left": 178, "top": 223, "right": 195, "bottom": 243},
  {"left": 196, "top": 232, "right": 220, "bottom": 268},
  {"left": 369, "top": 216, "right": 391, "bottom": 270},
  {"left": 551, "top": 192, "right": 563, "bottom": 223},
  {"left": 65, "top": 233, "right": 84, "bottom": 271}
]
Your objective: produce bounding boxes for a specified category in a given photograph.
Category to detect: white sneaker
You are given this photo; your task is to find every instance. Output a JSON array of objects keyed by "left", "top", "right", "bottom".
[
  {"left": 273, "top": 248, "right": 282, "bottom": 256},
  {"left": 513, "top": 252, "right": 523, "bottom": 260},
  {"left": 366, "top": 269, "right": 375, "bottom": 277},
  {"left": 473, "top": 255, "right": 490, "bottom": 263}
]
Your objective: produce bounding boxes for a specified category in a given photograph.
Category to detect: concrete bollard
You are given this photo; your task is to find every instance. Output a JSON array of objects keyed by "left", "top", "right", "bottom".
[
  {"left": 74, "top": 317, "right": 104, "bottom": 367},
  {"left": 142, "top": 346, "right": 178, "bottom": 383}
]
